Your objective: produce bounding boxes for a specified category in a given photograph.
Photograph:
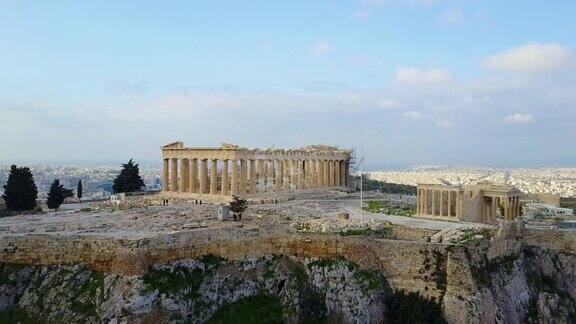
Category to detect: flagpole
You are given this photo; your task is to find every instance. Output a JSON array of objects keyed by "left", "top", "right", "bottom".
[{"left": 359, "top": 141, "right": 364, "bottom": 221}]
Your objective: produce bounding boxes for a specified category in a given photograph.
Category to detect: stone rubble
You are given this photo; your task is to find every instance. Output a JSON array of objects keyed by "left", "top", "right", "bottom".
[{"left": 295, "top": 213, "right": 391, "bottom": 234}]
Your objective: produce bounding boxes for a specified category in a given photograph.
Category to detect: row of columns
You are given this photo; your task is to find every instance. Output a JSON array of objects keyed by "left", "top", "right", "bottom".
[
  {"left": 417, "top": 188, "right": 459, "bottom": 218},
  {"left": 483, "top": 195, "right": 521, "bottom": 222},
  {"left": 416, "top": 187, "right": 522, "bottom": 221},
  {"left": 501, "top": 196, "right": 521, "bottom": 220},
  {"left": 162, "top": 158, "right": 348, "bottom": 196}
]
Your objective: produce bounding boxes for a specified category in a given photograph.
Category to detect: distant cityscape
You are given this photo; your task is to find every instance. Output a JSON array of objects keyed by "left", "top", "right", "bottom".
[
  {"left": 1, "top": 164, "right": 575, "bottom": 200},
  {"left": 0, "top": 164, "right": 161, "bottom": 200},
  {"left": 365, "top": 167, "right": 576, "bottom": 198}
]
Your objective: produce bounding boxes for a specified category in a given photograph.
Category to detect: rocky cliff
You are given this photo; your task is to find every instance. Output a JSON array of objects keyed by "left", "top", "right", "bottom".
[{"left": 1, "top": 240, "right": 574, "bottom": 323}]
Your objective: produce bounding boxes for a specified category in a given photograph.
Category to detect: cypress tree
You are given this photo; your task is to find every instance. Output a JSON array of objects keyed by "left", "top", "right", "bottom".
[
  {"left": 77, "top": 180, "right": 83, "bottom": 200},
  {"left": 113, "top": 159, "right": 145, "bottom": 193},
  {"left": 2, "top": 165, "right": 38, "bottom": 212},
  {"left": 46, "top": 179, "right": 74, "bottom": 211}
]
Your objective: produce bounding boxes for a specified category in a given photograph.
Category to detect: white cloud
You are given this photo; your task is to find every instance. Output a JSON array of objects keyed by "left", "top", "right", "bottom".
[
  {"left": 439, "top": 9, "right": 463, "bottom": 24},
  {"left": 403, "top": 110, "right": 423, "bottom": 118},
  {"left": 484, "top": 43, "right": 574, "bottom": 73},
  {"left": 310, "top": 42, "right": 332, "bottom": 57},
  {"left": 4, "top": 71, "right": 576, "bottom": 164},
  {"left": 395, "top": 67, "right": 455, "bottom": 85},
  {"left": 503, "top": 113, "right": 535, "bottom": 124}
]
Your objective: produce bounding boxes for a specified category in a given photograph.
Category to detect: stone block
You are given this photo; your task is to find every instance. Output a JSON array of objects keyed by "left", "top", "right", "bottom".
[{"left": 335, "top": 211, "right": 350, "bottom": 220}]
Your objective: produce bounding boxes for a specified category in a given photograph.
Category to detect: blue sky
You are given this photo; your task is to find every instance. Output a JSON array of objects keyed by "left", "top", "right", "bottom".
[{"left": 1, "top": 1, "right": 575, "bottom": 169}]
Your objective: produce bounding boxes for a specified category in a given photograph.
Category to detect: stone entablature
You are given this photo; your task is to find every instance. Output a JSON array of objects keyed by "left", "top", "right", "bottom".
[
  {"left": 161, "top": 142, "right": 352, "bottom": 199},
  {"left": 416, "top": 181, "right": 522, "bottom": 224}
]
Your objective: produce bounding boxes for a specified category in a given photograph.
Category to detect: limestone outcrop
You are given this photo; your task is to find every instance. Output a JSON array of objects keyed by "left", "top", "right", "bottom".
[{"left": 1, "top": 241, "right": 575, "bottom": 323}]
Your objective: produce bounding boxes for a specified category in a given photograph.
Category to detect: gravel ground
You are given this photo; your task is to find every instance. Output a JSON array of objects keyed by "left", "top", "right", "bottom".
[{"left": 0, "top": 190, "right": 481, "bottom": 239}]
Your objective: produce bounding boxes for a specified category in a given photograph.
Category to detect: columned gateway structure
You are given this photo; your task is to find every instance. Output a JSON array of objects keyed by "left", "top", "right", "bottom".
[
  {"left": 416, "top": 182, "right": 522, "bottom": 224},
  {"left": 162, "top": 142, "right": 351, "bottom": 200}
]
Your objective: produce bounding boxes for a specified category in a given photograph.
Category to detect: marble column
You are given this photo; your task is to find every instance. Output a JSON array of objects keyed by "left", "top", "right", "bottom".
[
  {"left": 493, "top": 197, "right": 500, "bottom": 218},
  {"left": 432, "top": 189, "right": 437, "bottom": 216},
  {"left": 180, "top": 158, "right": 189, "bottom": 193},
  {"left": 487, "top": 197, "right": 492, "bottom": 222},
  {"left": 317, "top": 159, "right": 324, "bottom": 188},
  {"left": 335, "top": 161, "right": 341, "bottom": 187},
  {"left": 510, "top": 197, "right": 515, "bottom": 219},
  {"left": 283, "top": 160, "right": 290, "bottom": 190},
  {"left": 297, "top": 160, "right": 304, "bottom": 189},
  {"left": 190, "top": 159, "right": 198, "bottom": 193},
  {"left": 290, "top": 159, "right": 297, "bottom": 189},
  {"left": 424, "top": 189, "right": 428, "bottom": 214},
  {"left": 327, "top": 160, "right": 334, "bottom": 187},
  {"left": 272, "top": 159, "right": 281, "bottom": 191},
  {"left": 309, "top": 159, "right": 315, "bottom": 188},
  {"left": 318, "top": 160, "right": 325, "bottom": 188},
  {"left": 420, "top": 189, "right": 425, "bottom": 214},
  {"left": 446, "top": 191, "right": 451, "bottom": 216},
  {"left": 199, "top": 159, "right": 208, "bottom": 194},
  {"left": 179, "top": 159, "right": 185, "bottom": 193},
  {"left": 210, "top": 159, "right": 218, "bottom": 195},
  {"left": 170, "top": 158, "right": 178, "bottom": 192},
  {"left": 258, "top": 159, "right": 266, "bottom": 193},
  {"left": 495, "top": 197, "right": 500, "bottom": 220},
  {"left": 267, "top": 159, "right": 275, "bottom": 191},
  {"left": 239, "top": 159, "right": 247, "bottom": 195},
  {"left": 304, "top": 159, "right": 312, "bottom": 188},
  {"left": 249, "top": 159, "right": 257, "bottom": 194},
  {"left": 423, "top": 189, "right": 430, "bottom": 215},
  {"left": 324, "top": 160, "right": 330, "bottom": 187},
  {"left": 444, "top": 191, "right": 449, "bottom": 216},
  {"left": 340, "top": 161, "right": 346, "bottom": 187},
  {"left": 416, "top": 189, "right": 421, "bottom": 214},
  {"left": 162, "top": 159, "right": 169, "bottom": 191},
  {"left": 416, "top": 190, "right": 420, "bottom": 214},
  {"left": 448, "top": 191, "right": 453, "bottom": 217},
  {"left": 231, "top": 160, "right": 239, "bottom": 196},
  {"left": 510, "top": 197, "right": 515, "bottom": 220},
  {"left": 221, "top": 160, "right": 229, "bottom": 196},
  {"left": 332, "top": 160, "right": 337, "bottom": 186},
  {"left": 423, "top": 190, "right": 429, "bottom": 215},
  {"left": 439, "top": 190, "right": 444, "bottom": 216}
]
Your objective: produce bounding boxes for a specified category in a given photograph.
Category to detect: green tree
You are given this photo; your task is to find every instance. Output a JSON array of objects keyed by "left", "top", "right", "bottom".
[
  {"left": 77, "top": 180, "right": 83, "bottom": 200},
  {"left": 46, "top": 180, "right": 74, "bottom": 211},
  {"left": 112, "top": 159, "right": 145, "bottom": 193},
  {"left": 2, "top": 165, "right": 38, "bottom": 212},
  {"left": 229, "top": 195, "right": 248, "bottom": 219}
]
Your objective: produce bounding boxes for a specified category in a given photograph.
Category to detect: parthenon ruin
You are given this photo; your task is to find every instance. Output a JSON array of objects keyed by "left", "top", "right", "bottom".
[
  {"left": 416, "top": 182, "right": 522, "bottom": 224},
  {"left": 161, "top": 142, "right": 352, "bottom": 200}
]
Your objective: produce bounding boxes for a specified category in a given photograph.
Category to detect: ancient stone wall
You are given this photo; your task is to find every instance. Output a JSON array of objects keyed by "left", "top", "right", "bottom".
[{"left": 0, "top": 226, "right": 521, "bottom": 301}]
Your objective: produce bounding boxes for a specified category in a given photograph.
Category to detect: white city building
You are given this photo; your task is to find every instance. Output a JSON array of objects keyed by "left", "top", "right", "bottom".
[{"left": 523, "top": 202, "right": 574, "bottom": 220}]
